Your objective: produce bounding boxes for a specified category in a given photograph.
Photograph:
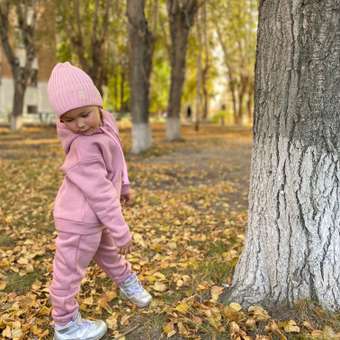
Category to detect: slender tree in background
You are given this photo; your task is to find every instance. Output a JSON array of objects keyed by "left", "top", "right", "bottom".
[
  {"left": 106, "top": 1, "right": 130, "bottom": 113},
  {"left": 201, "top": 0, "right": 210, "bottom": 121},
  {"left": 56, "top": 0, "right": 112, "bottom": 94},
  {"left": 210, "top": 0, "right": 256, "bottom": 126},
  {"left": 166, "top": 0, "right": 199, "bottom": 141},
  {"left": 225, "top": 0, "right": 340, "bottom": 311},
  {"left": 0, "top": 0, "right": 39, "bottom": 130},
  {"left": 147, "top": 0, "right": 170, "bottom": 115},
  {"left": 194, "top": 1, "right": 212, "bottom": 130},
  {"left": 194, "top": 5, "right": 203, "bottom": 131},
  {"left": 127, "top": 0, "right": 153, "bottom": 153},
  {"left": 178, "top": 3, "right": 216, "bottom": 126}
]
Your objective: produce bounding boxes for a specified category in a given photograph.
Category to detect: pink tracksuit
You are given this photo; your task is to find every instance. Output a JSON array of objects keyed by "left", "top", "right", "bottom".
[{"left": 49, "top": 110, "right": 132, "bottom": 325}]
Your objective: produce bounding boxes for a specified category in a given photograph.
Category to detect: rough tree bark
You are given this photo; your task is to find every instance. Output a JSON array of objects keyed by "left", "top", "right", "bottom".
[
  {"left": 0, "top": 0, "right": 38, "bottom": 130},
  {"left": 127, "top": 0, "right": 153, "bottom": 153},
  {"left": 166, "top": 0, "right": 199, "bottom": 141},
  {"left": 224, "top": 0, "right": 340, "bottom": 311}
]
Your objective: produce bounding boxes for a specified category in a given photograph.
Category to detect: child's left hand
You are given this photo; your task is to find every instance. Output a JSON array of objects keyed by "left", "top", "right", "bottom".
[
  {"left": 121, "top": 190, "right": 133, "bottom": 206},
  {"left": 118, "top": 239, "right": 133, "bottom": 255}
]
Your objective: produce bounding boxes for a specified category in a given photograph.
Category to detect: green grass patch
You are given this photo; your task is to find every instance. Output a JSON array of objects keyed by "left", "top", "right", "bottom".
[
  {"left": 0, "top": 234, "right": 16, "bottom": 247},
  {"left": 195, "top": 258, "right": 233, "bottom": 285},
  {"left": 5, "top": 271, "right": 40, "bottom": 294},
  {"left": 207, "top": 240, "right": 230, "bottom": 256}
]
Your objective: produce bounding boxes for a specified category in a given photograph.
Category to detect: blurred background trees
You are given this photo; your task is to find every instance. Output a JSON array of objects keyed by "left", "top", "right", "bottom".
[
  {"left": 0, "top": 0, "right": 41, "bottom": 130},
  {"left": 0, "top": 0, "right": 257, "bottom": 152}
]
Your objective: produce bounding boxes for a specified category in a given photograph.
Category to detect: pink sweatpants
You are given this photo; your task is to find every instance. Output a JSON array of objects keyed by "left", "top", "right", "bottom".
[{"left": 49, "top": 227, "right": 131, "bottom": 325}]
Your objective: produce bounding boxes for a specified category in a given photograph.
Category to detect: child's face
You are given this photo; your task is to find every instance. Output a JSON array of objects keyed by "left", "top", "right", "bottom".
[{"left": 60, "top": 106, "right": 102, "bottom": 135}]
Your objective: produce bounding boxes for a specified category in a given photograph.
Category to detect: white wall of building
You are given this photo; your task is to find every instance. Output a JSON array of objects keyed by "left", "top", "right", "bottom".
[{"left": 0, "top": 77, "right": 55, "bottom": 125}]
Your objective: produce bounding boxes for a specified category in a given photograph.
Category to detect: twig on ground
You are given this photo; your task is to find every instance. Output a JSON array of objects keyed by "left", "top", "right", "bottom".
[{"left": 113, "top": 323, "right": 141, "bottom": 339}]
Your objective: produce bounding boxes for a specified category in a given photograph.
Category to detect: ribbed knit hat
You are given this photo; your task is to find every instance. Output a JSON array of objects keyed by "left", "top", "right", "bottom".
[{"left": 47, "top": 62, "right": 103, "bottom": 117}]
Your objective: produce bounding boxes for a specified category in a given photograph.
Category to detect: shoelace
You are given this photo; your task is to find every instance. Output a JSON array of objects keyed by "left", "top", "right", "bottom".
[
  {"left": 75, "top": 318, "right": 92, "bottom": 331},
  {"left": 122, "top": 277, "right": 144, "bottom": 295}
]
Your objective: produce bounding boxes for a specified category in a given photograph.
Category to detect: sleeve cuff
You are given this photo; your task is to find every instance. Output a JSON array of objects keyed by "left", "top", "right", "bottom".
[
  {"left": 121, "top": 184, "right": 130, "bottom": 195},
  {"left": 114, "top": 229, "right": 132, "bottom": 248}
]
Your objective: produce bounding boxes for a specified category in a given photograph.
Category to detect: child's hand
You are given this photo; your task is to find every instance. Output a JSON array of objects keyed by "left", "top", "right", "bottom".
[
  {"left": 118, "top": 239, "right": 133, "bottom": 255},
  {"left": 121, "top": 190, "right": 134, "bottom": 206}
]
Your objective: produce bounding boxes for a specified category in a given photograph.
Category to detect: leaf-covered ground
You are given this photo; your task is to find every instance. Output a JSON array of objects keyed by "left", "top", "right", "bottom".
[{"left": 0, "top": 123, "right": 340, "bottom": 339}]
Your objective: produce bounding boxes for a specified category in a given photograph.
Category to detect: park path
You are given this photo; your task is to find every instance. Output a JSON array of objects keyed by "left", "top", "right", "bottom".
[
  {"left": 0, "top": 124, "right": 253, "bottom": 340},
  {"left": 135, "top": 127, "right": 252, "bottom": 213},
  {"left": 121, "top": 127, "right": 253, "bottom": 340}
]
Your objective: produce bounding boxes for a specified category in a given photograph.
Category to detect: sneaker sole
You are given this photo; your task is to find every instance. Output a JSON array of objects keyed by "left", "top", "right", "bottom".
[
  {"left": 53, "top": 328, "right": 107, "bottom": 340},
  {"left": 120, "top": 291, "right": 152, "bottom": 308}
]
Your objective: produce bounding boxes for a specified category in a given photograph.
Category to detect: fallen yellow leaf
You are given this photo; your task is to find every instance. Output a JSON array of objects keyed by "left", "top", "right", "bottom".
[
  {"left": 153, "top": 282, "right": 167, "bottom": 292},
  {"left": 2, "top": 325, "right": 11, "bottom": 338},
  {"left": 0, "top": 280, "right": 6, "bottom": 290},
  {"left": 229, "top": 302, "right": 242, "bottom": 311},
  {"left": 283, "top": 320, "right": 300, "bottom": 333},
  {"left": 175, "top": 302, "right": 190, "bottom": 314},
  {"left": 248, "top": 305, "right": 270, "bottom": 321},
  {"left": 106, "top": 313, "right": 118, "bottom": 330},
  {"left": 163, "top": 322, "right": 176, "bottom": 337},
  {"left": 210, "top": 286, "right": 224, "bottom": 302}
]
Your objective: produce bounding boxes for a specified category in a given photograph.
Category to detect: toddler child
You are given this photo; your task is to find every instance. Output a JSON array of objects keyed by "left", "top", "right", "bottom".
[{"left": 47, "top": 62, "right": 152, "bottom": 340}]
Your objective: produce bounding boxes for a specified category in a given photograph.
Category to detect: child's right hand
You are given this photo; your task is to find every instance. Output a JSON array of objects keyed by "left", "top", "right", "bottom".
[
  {"left": 121, "top": 189, "right": 134, "bottom": 207},
  {"left": 118, "top": 239, "right": 133, "bottom": 255}
]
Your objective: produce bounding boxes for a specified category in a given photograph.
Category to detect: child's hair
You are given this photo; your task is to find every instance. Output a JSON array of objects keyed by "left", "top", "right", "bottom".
[{"left": 47, "top": 62, "right": 102, "bottom": 118}]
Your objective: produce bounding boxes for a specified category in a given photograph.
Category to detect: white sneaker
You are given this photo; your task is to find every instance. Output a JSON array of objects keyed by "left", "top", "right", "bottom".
[
  {"left": 120, "top": 273, "right": 152, "bottom": 308},
  {"left": 54, "top": 312, "right": 107, "bottom": 340}
]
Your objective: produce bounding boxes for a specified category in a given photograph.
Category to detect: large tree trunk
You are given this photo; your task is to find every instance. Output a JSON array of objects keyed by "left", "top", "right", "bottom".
[
  {"left": 127, "top": 0, "right": 153, "bottom": 153},
  {"left": 166, "top": 0, "right": 198, "bottom": 141},
  {"left": 225, "top": 0, "right": 340, "bottom": 311}
]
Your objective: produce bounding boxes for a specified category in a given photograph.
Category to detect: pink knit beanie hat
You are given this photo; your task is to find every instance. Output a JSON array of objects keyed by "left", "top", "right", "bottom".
[{"left": 47, "top": 62, "right": 102, "bottom": 117}]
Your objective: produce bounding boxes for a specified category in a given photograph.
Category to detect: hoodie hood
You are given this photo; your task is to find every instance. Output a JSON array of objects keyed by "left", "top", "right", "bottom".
[{"left": 56, "top": 110, "right": 120, "bottom": 154}]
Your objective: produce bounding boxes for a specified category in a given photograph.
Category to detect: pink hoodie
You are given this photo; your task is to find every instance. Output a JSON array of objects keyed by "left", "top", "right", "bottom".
[{"left": 53, "top": 110, "right": 132, "bottom": 247}]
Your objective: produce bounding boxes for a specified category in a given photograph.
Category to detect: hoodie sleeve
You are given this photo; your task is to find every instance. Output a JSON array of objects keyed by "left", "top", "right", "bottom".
[{"left": 65, "top": 156, "right": 132, "bottom": 247}]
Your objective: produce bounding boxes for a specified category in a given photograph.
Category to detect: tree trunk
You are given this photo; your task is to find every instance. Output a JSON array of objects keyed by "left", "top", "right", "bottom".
[
  {"left": 194, "top": 7, "right": 203, "bottom": 132},
  {"left": 127, "top": 0, "right": 153, "bottom": 153},
  {"left": 113, "top": 67, "right": 118, "bottom": 112},
  {"left": 201, "top": 0, "right": 209, "bottom": 121},
  {"left": 229, "top": 78, "right": 237, "bottom": 123},
  {"left": 246, "top": 80, "right": 253, "bottom": 125},
  {"left": 224, "top": 0, "right": 340, "bottom": 311},
  {"left": 120, "top": 69, "right": 126, "bottom": 113},
  {"left": 166, "top": 0, "right": 198, "bottom": 141},
  {"left": 0, "top": 1, "right": 38, "bottom": 130},
  {"left": 10, "top": 80, "right": 25, "bottom": 130},
  {"left": 61, "top": 0, "right": 111, "bottom": 94},
  {"left": 235, "top": 74, "right": 248, "bottom": 126}
]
